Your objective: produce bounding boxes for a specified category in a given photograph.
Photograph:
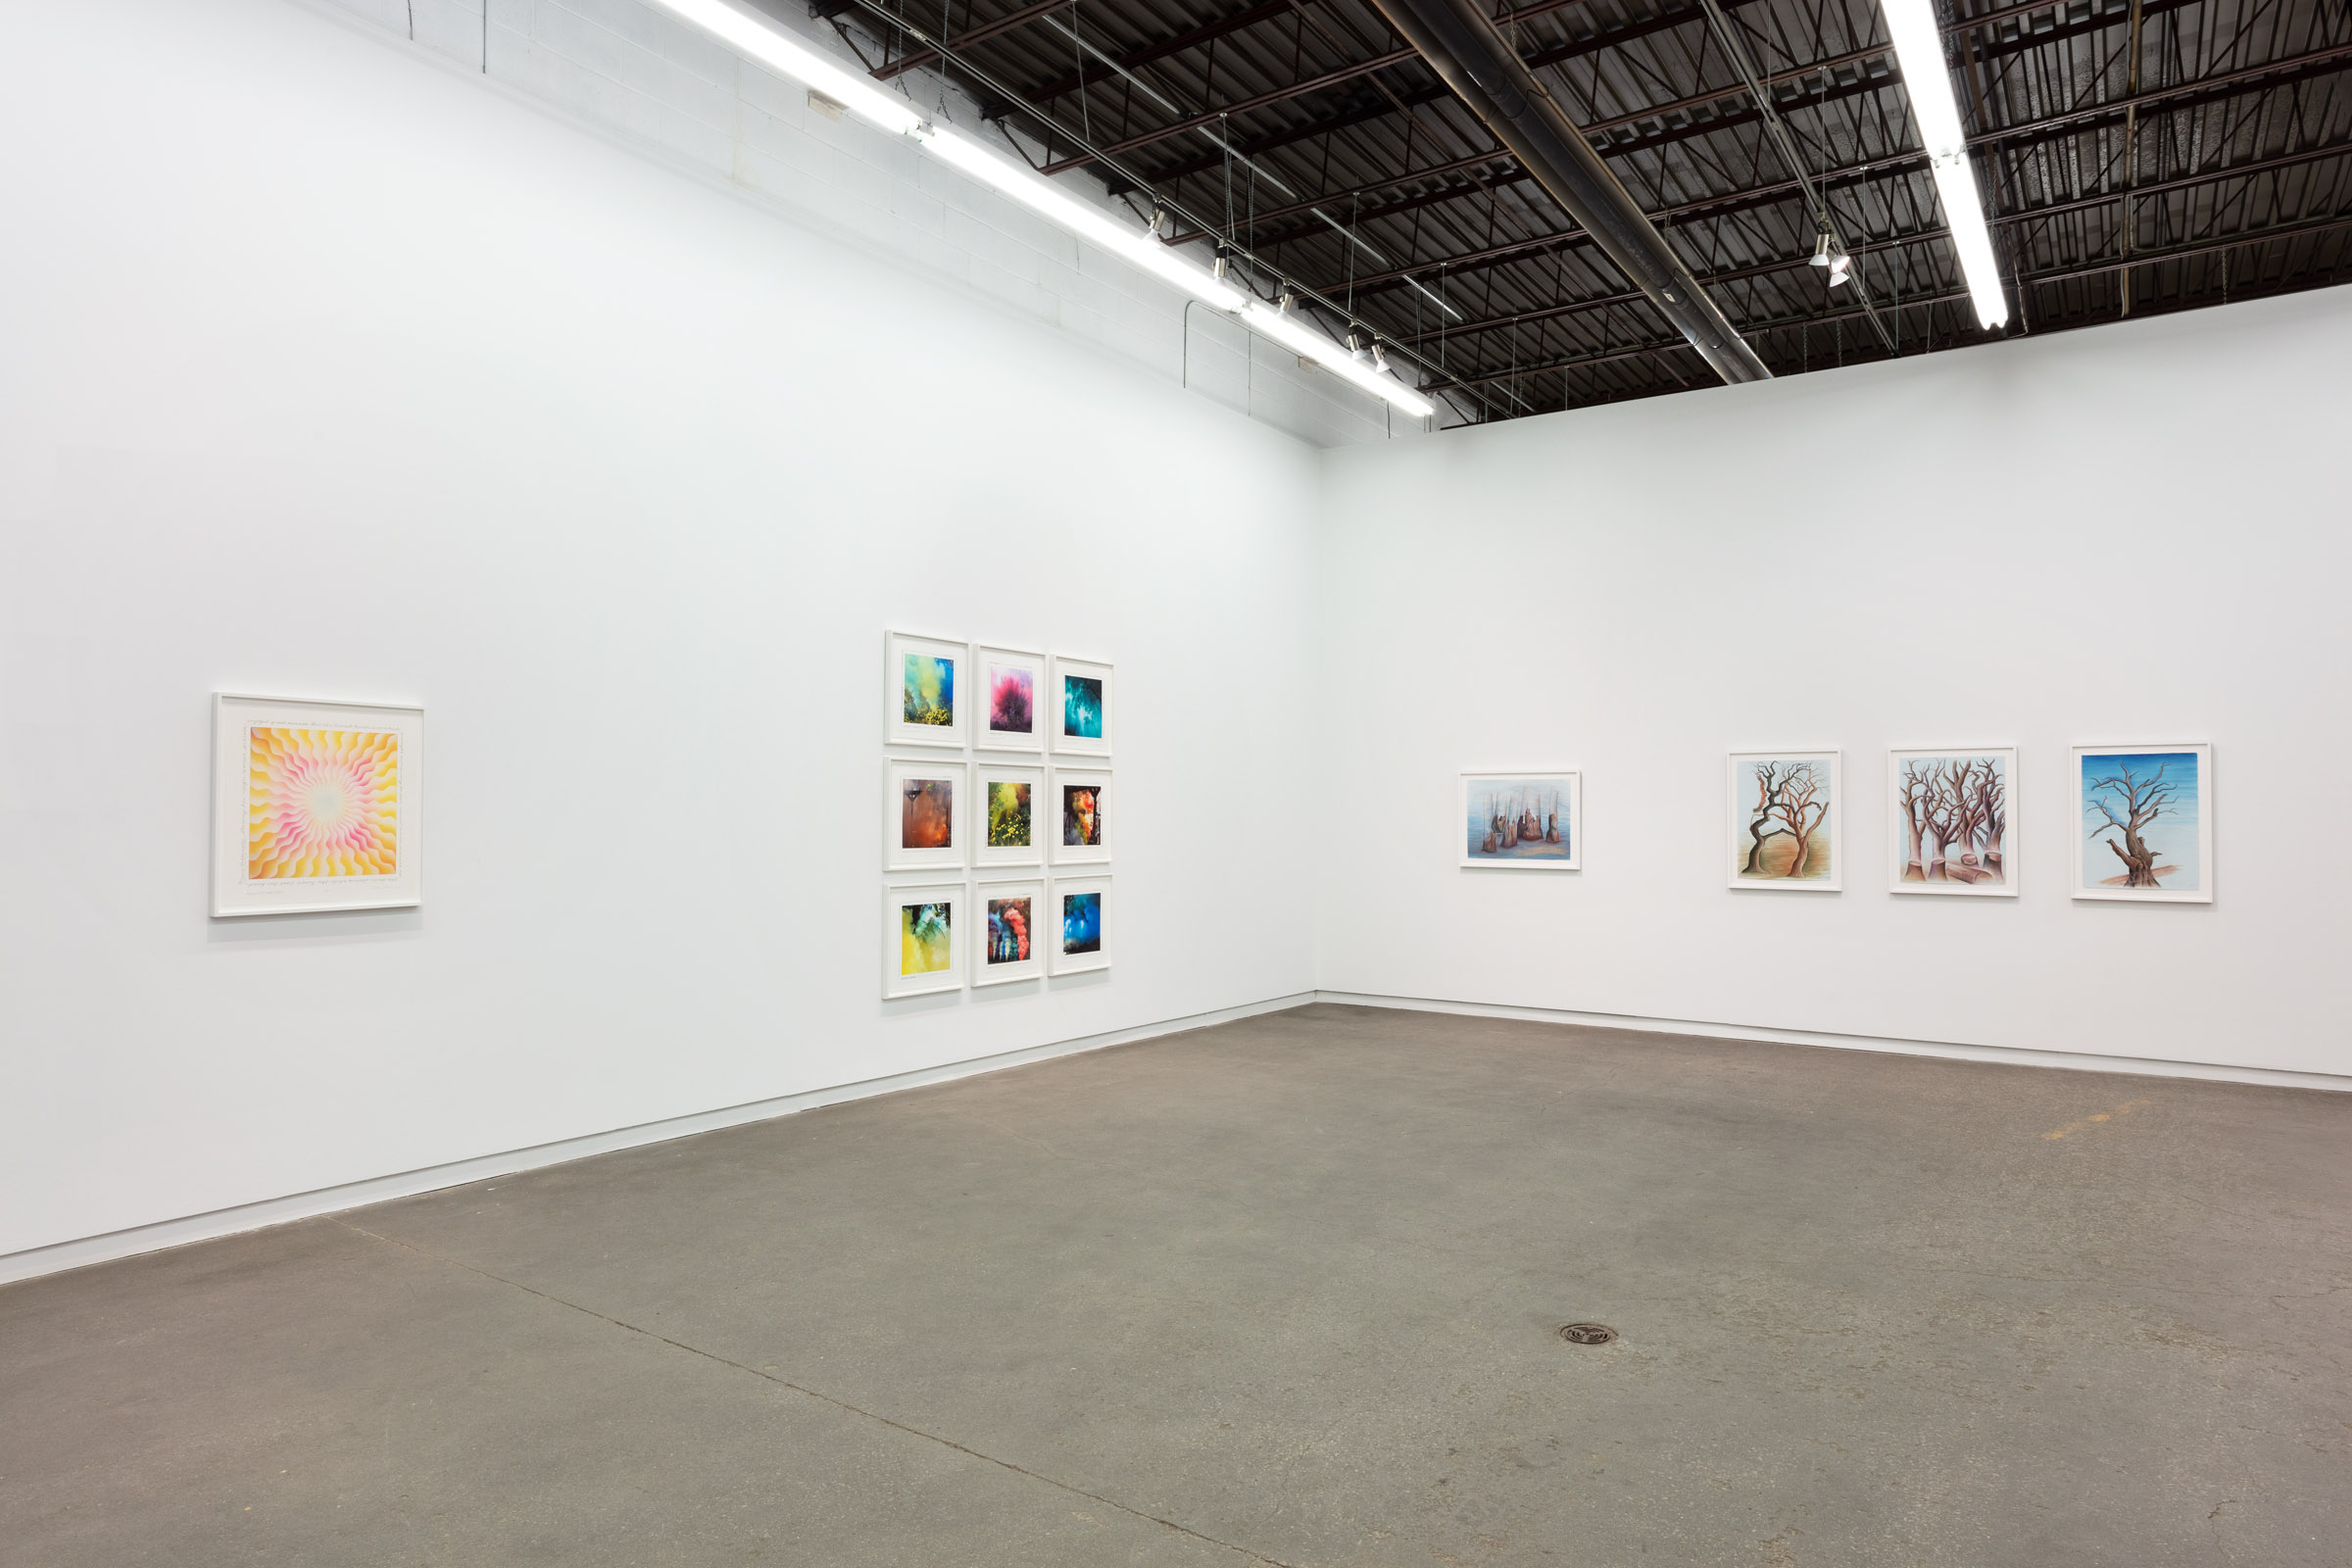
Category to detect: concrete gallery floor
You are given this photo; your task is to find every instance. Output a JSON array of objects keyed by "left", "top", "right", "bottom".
[{"left": 6, "top": 1005, "right": 2348, "bottom": 1567}]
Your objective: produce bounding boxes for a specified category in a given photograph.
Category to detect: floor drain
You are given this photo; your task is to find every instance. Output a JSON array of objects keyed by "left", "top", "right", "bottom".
[{"left": 1558, "top": 1323, "right": 1618, "bottom": 1346}]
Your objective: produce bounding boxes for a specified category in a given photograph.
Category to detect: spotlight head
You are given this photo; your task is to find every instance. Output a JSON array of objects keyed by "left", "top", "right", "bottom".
[
  {"left": 1827, "top": 252, "right": 1853, "bottom": 288},
  {"left": 1809, "top": 231, "right": 1834, "bottom": 269}
]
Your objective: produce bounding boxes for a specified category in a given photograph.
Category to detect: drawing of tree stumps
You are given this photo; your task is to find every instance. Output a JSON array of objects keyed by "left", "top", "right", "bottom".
[{"left": 1897, "top": 756, "right": 2008, "bottom": 885}]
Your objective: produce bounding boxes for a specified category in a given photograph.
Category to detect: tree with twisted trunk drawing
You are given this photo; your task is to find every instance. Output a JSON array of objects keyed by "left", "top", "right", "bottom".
[
  {"left": 2085, "top": 760, "right": 2178, "bottom": 888},
  {"left": 1742, "top": 760, "right": 1829, "bottom": 879}
]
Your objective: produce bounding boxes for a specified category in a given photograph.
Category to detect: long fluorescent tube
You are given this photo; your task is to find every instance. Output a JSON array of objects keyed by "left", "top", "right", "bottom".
[
  {"left": 653, "top": 0, "right": 923, "bottom": 135},
  {"left": 647, "top": 0, "right": 1438, "bottom": 416},
  {"left": 1241, "top": 302, "right": 1438, "bottom": 418},
  {"left": 1879, "top": 0, "right": 2009, "bottom": 328},
  {"left": 918, "top": 126, "right": 1246, "bottom": 313}
]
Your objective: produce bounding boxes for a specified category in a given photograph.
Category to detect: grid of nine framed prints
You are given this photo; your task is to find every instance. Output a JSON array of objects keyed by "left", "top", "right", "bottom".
[{"left": 882, "top": 631, "right": 1112, "bottom": 999}]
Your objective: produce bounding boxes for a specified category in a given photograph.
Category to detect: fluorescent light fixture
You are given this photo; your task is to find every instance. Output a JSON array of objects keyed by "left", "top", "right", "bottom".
[
  {"left": 1879, "top": 0, "right": 2009, "bottom": 328},
  {"left": 918, "top": 126, "right": 1247, "bottom": 313},
  {"left": 645, "top": 0, "right": 1437, "bottom": 417},
  {"left": 652, "top": 0, "right": 923, "bottom": 135},
  {"left": 1241, "top": 301, "right": 1437, "bottom": 418}
]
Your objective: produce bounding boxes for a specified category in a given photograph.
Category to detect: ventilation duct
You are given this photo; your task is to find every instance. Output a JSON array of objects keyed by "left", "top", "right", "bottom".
[{"left": 1366, "top": 0, "right": 1772, "bottom": 385}]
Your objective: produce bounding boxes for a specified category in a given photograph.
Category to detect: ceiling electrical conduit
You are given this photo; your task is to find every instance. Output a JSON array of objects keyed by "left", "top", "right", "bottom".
[{"left": 1361, "top": 0, "right": 1773, "bottom": 384}]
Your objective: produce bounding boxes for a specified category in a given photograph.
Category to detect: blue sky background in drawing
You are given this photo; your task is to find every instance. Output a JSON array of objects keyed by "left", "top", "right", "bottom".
[{"left": 2080, "top": 751, "right": 2202, "bottom": 889}]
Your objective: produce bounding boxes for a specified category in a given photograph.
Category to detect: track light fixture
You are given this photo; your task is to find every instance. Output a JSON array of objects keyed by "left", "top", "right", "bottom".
[{"left": 640, "top": 0, "right": 1437, "bottom": 417}]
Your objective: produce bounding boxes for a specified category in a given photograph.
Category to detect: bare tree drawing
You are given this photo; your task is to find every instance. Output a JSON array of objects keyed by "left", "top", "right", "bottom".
[
  {"left": 1975, "top": 766, "right": 2006, "bottom": 876},
  {"left": 1742, "top": 760, "right": 1828, "bottom": 879},
  {"left": 2085, "top": 760, "right": 2178, "bottom": 888},
  {"left": 1896, "top": 762, "right": 1932, "bottom": 881},
  {"left": 1898, "top": 756, "right": 2009, "bottom": 884}
]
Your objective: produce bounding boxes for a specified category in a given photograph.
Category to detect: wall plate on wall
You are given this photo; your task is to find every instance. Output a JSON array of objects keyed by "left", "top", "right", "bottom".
[
  {"left": 1049, "top": 765, "right": 1111, "bottom": 865},
  {"left": 971, "top": 643, "right": 1046, "bottom": 754},
  {"left": 971, "top": 876, "right": 1046, "bottom": 986},
  {"left": 211, "top": 693, "right": 424, "bottom": 917},
  {"left": 1888, "top": 747, "right": 2018, "bottom": 896},
  {"left": 1459, "top": 769, "right": 1581, "bottom": 870},
  {"left": 1727, "top": 749, "right": 1841, "bottom": 892},
  {"left": 885, "top": 759, "right": 965, "bottom": 873},
  {"left": 2072, "top": 742, "right": 2212, "bottom": 904},
  {"left": 1048, "top": 873, "right": 1111, "bottom": 975},
  {"left": 882, "top": 882, "right": 964, "bottom": 999},
  {"left": 1049, "top": 655, "right": 1111, "bottom": 757},
  {"left": 885, "top": 629, "right": 966, "bottom": 749}
]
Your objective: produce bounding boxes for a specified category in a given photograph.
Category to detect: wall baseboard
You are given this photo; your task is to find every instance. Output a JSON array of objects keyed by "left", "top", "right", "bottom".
[
  {"left": 1312, "top": 991, "right": 2352, "bottom": 1094},
  {"left": 0, "top": 991, "right": 1315, "bottom": 1288}
]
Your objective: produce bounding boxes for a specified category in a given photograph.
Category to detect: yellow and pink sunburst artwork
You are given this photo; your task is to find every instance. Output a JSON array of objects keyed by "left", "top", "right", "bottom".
[{"left": 246, "top": 726, "right": 401, "bottom": 880}]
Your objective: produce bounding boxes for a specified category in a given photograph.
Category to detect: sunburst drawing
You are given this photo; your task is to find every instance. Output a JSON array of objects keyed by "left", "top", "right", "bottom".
[{"left": 246, "top": 726, "right": 400, "bottom": 880}]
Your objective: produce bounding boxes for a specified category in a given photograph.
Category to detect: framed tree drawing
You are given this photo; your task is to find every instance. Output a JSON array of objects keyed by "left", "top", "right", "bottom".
[
  {"left": 212, "top": 693, "right": 423, "bottom": 917},
  {"left": 882, "top": 882, "right": 963, "bottom": 998},
  {"left": 2074, "top": 744, "right": 2212, "bottom": 903},
  {"left": 1727, "top": 750, "right": 1840, "bottom": 891},
  {"left": 972, "top": 643, "right": 1046, "bottom": 754},
  {"left": 885, "top": 630, "right": 964, "bottom": 748},
  {"left": 972, "top": 877, "right": 1045, "bottom": 986},
  {"left": 972, "top": 761, "right": 1044, "bottom": 868},
  {"left": 1050, "top": 766, "right": 1110, "bottom": 865},
  {"left": 1888, "top": 748, "right": 2018, "bottom": 896},
  {"left": 1050, "top": 655, "right": 1111, "bottom": 757},
  {"left": 885, "top": 760, "right": 964, "bottom": 873},
  {"left": 1048, "top": 874, "right": 1111, "bottom": 975},
  {"left": 1459, "top": 770, "right": 1581, "bottom": 870}
]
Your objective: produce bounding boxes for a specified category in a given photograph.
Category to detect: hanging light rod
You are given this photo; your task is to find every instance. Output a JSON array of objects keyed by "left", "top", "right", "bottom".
[
  {"left": 641, "top": 0, "right": 1438, "bottom": 418},
  {"left": 1877, "top": 0, "right": 2010, "bottom": 328}
]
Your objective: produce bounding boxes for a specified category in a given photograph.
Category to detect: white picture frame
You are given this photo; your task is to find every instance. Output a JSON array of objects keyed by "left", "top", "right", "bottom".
[
  {"left": 1459, "top": 770, "right": 1582, "bottom": 870},
  {"left": 971, "top": 760, "right": 1045, "bottom": 868},
  {"left": 881, "top": 882, "right": 963, "bottom": 998},
  {"left": 1888, "top": 747, "right": 2018, "bottom": 897},
  {"left": 1049, "top": 655, "right": 1112, "bottom": 757},
  {"left": 972, "top": 643, "right": 1047, "bottom": 754},
  {"left": 211, "top": 693, "right": 424, "bottom": 917},
  {"left": 1049, "top": 765, "right": 1111, "bottom": 865},
  {"left": 885, "top": 759, "right": 965, "bottom": 873},
  {"left": 972, "top": 876, "right": 1046, "bottom": 986},
  {"left": 885, "top": 629, "right": 965, "bottom": 749},
  {"left": 1048, "top": 873, "right": 1112, "bottom": 975},
  {"left": 2073, "top": 743, "right": 2213, "bottom": 904},
  {"left": 1727, "top": 750, "right": 1841, "bottom": 892}
]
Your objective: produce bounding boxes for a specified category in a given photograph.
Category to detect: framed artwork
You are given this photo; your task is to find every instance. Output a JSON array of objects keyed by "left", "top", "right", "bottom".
[
  {"left": 1460, "top": 770, "right": 1581, "bottom": 870},
  {"left": 1050, "top": 655, "right": 1111, "bottom": 757},
  {"left": 972, "top": 761, "right": 1044, "bottom": 868},
  {"left": 211, "top": 694, "right": 423, "bottom": 917},
  {"left": 973, "top": 644, "right": 1046, "bottom": 754},
  {"left": 1888, "top": 748, "right": 2018, "bottom": 896},
  {"left": 972, "top": 877, "right": 1045, "bottom": 986},
  {"left": 2074, "top": 743, "right": 2212, "bottom": 903},
  {"left": 1728, "top": 750, "right": 1840, "bottom": 891},
  {"left": 882, "top": 882, "right": 963, "bottom": 998},
  {"left": 1050, "top": 766, "right": 1111, "bottom": 864},
  {"left": 885, "top": 630, "right": 963, "bottom": 748},
  {"left": 1049, "top": 874, "right": 1112, "bottom": 974},
  {"left": 884, "top": 759, "right": 964, "bottom": 872}
]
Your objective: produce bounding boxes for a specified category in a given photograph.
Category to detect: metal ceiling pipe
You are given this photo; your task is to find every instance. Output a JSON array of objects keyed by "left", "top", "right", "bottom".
[{"left": 1363, "top": 0, "right": 1772, "bottom": 384}]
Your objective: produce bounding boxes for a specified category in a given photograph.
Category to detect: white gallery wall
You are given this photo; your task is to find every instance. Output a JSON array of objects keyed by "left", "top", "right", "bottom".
[
  {"left": 1314, "top": 284, "right": 2352, "bottom": 1080},
  {"left": 0, "top": 0, "right": 1323, "bottom": 1265}
]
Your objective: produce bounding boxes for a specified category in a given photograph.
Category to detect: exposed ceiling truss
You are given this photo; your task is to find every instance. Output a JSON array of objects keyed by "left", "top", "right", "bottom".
[{"left": 819, "top": 0, "right": 2352, "bottom": 420}]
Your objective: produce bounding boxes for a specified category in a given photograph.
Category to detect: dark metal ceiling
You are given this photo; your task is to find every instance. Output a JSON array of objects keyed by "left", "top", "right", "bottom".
[{"left": 821, "top": 0, "right": 2352, "bottom": 421}]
